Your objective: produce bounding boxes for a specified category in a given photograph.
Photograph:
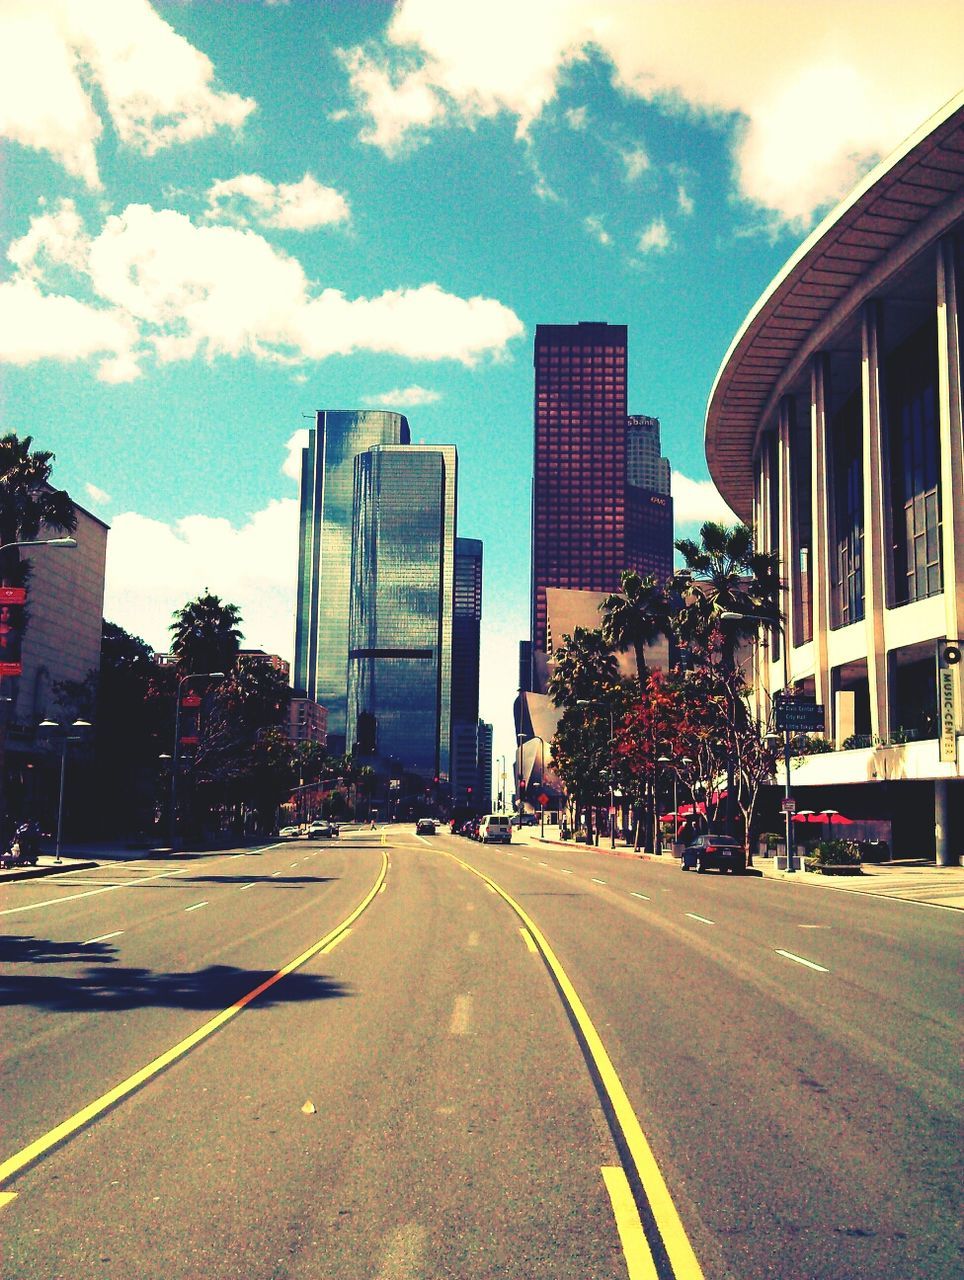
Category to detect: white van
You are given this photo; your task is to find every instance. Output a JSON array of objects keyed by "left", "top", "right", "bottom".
[{"left": 478, "top": 814, "right": 512, "bottom": 844}]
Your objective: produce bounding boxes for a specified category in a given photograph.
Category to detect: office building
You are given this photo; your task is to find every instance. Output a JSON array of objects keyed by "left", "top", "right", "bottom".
[
  {"left": 294, "top": 410, "right": 410, "bottom": 751},
  {"left": 531, "top": 321, "right": 628, "bottom": 654},
  {"left": 626, "top": 415, "right": 671, "bottom": 492},
  {"left": 451, "top": 538, "right": 483, "bottom": 806},
  {"left": 626, "top": 414, "right": 674, "bottom": 582},
  {"left": 345, "top": 444, "right": 457, "bottom": 785},
  {"left": 477, "top": 720, "right": 493, "bottom": 812},
  {"left": 705, "top": 94, "right": 963, "bottom": 864}
]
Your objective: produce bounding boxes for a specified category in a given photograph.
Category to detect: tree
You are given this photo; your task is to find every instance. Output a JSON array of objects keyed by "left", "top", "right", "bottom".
[
  {"left": 673, "top": 522, "right": 780, "bottom": 837},
  {"left": 546, "top": 626, "right": 620, "bottom": 710},
  {"left": 169, "top": 592, "right": 242, "bottom": 676},
  {"left": 0, "top": 433, "right": 77, "bottom": 830},
  {"left": 599, "top": 570, "right": 670, "bottom": 675}
]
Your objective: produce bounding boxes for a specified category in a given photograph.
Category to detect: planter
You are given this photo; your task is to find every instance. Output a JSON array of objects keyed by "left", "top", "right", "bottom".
[
  {"left": 807, "top": 862, "right": 863, "bottom": 876},
  {"left": 775, "top": 853, "right": 804, "bottom": 872}
]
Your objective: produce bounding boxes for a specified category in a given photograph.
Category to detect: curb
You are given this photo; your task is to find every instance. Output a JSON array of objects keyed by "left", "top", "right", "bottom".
[{"left": 0, "top": 859, "right": 99, "bottom": 883}]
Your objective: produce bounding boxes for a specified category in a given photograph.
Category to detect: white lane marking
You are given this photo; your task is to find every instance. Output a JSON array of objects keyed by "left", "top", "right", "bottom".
[
  {"left": 449, "top": 994, "right": 473, "bottom": 1035},
  {"left": 184, "top": 901, "right": 208, "bottom": 913},
  {"left": 522, "top": 856, "right": 531, "bottom": 861},
  {"left": 685, "top": 913, "right": 715, "bottom": 925},
  {"left": 630, "top": 892, "right": 650, "bottom": 901},
  {"left": 539, "top": 861, "right": 550, "bottom": 867},
  {"left": 776, "top": 949, "right": 829, "bottom": 972},
  {"left": 84, "top": 930, "right": 124, "bottom": 945},
  {"left": 290, "top": 862, "right": 300, "bottom": 867},
  {"left": 467, "top": 931, "right": 480, "bottom": 947},
  {"left": 0, "top": 865, "right": 194, "bottom": 917},
  {"left": 561, "top": 868, "right": 572, "bottom": 874},
  {"left": 798, "top": 924, "right": 829, "bottom": 929},
  {"left": 271, "top": 870, "right": 283, "bottom": 877},
  {"left": 239, "top": 882, "right": 256, "bottom": 891},
  {"left": 591, "top": 877, "right": 607, "bottom": 885}
]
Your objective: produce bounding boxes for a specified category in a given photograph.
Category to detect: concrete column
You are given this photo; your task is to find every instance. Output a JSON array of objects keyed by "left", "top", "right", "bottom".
[
  {"left": 937, "top": 237, "right": 964, "bottom": 721},
  {"left": 934, "top": 779, "right": 956, "bottom": 867},
  {"left": 810, "top": 355, "right": 832, "bottom": 712},
  {"left": 860, "top": 301, "right": 891, "bottom": 743},
  {"left": 777, "top": 399, "right": 793, "bottom": 686}
]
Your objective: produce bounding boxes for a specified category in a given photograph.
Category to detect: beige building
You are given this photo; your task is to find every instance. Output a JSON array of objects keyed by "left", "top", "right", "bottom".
[{"left": 705, "top": 94, "right": 963, "bottom": 864}]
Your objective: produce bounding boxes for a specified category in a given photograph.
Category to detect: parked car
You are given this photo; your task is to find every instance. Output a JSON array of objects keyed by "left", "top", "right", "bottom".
[
  {"left": 415, "top": 818, "right": 437, "bottom": 834},
  {"left": 278, "top": 825, "right": 301, "bottom": 840},
  {"left": 478, "top": 814, "right": 512, "bottom": 844},
  {"left": 680, "top": 834, "right": 745, "bottom": 874}
]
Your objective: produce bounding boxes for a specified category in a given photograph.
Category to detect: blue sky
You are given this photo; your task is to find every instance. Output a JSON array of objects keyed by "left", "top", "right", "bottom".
[{"left": 0, "top": 0, "right": 960, "bottom": 767}]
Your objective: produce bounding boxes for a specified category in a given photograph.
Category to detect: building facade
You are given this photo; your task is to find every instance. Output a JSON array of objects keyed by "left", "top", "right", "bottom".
[
  {"left": 531, "top": 321, "right": 629, "bottom": 655},
  {"left": 625, "top": 413, "right": 674, "bottom": 582},
  {"left": 705, "top": 94, "right": 964, "bottom": 864},
  {"left": 451, "top": 537, "right": 483, "bottom": 806},
  {"left": 294, "top": 410, "right": 410, "bottom": 751},
  {"left": 345, "top": 444, "right": 457, "bottom": 786}
]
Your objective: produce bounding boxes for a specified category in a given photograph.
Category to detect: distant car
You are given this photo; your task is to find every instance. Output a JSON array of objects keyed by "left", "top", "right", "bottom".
[
  {"left": 680, "top": 834, "right": 745, "bottom": 874},
  {"left": 415, "top": 818, "right": 437, "bottom": 834},
  {"left": 309, "top": 820, "right": 339, "bottom": 839},
  {"left": 278, "top": 825, "right": 301, "bottom": 840}
]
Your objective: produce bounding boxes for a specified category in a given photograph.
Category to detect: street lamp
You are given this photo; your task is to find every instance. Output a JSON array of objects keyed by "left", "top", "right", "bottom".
[
  {"left": 37, "top": 717, "right": 91, "bottom": 862},
  {"left": 498, "top": 754, "right": 506, "bottom": 811},
  {"left": 576, "top": 699, "right": 616, "bottom": 848},
  {"left": 168, "top": 671, "right": 224, "bottom": 851},
  {"left": 721, "top": 609, "right": 796, "bottom": 872},
  {"left": 516, "top": 733, "right": 525, "bottom": 835},
  {"left": 526, "top": 734, "right": 548, "bottom": 838}
]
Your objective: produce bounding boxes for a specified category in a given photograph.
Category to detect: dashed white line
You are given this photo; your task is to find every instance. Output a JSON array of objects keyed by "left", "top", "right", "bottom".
[
  {"left": 84, "top": 930, "right": 124, "bottom": 945},
  {"left": 539, "top": 861, "right": 550, "bottom": 867},
  {"left": 776, "top": 949, "right": 829, "bottom": 972},
  {"left": 560, "top": 869, "right": 572, "bottom": 874},
  {"left": 449, "top": 994, "right": 473, "bottom": 1035},
  {"left": 184, "top": 901, "right": 208, "bottom": 913},
  {"left": 467, "top": 930, "right": 480, "bottom": 947},
  {"left": 271, "top": 870, "right": 283, "bottom": 877},
  {"left": 240, "top": 882, "right": 256, "bottom": 891},
  {"left": 591, "top": 877, "right": 607, "bottom": 885},
  {"left": 685, "top": 912, "right": 715, "bottom": 925},
  {"left": 630, "top": 892, "right": 650, "bottom": 901}
]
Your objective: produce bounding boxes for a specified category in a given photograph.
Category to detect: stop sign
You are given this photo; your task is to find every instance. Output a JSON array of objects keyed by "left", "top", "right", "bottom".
[{"left": 538, "top": 792, "right": 549, "bottom": 807}]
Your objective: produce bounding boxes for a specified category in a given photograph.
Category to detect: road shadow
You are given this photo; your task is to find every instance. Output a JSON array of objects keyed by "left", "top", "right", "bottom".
[
  {"left": 0, "top": 935, "right": 116, "bottom": 965},
  {"left": 0, "top": 954, "right": 350, "bottom": 1013},
  {"left": 172, "top": 875, "right": 335, "bottom": 887}
]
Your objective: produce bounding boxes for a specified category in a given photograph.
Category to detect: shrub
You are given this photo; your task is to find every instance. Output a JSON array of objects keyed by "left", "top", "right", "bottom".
[{"left": 807, "top": 838, "right": 861, "bottom": 867}]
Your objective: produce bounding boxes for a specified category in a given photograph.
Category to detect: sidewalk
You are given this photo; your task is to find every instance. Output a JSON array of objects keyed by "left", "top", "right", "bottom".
[{"left": 512, "top": 827, "right": 964, "bottom": 911}]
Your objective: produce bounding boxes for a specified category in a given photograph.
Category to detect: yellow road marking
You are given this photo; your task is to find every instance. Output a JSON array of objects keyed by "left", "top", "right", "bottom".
[
  {"left": 602, "top": 1166, "right": 660, "bottom": 1280},
  {"left": 0, "top": 1191, "right": 17, "bottom": 1210},
  {"left": 441, "top": 850, "right": 705, "bottom": 1280},
  {"left": 519, "top": 927, "right": 538, "bottom": 954},
  {"left": 320, "top": 927, "right": 351, "bottom": 954},
  {"left": 0, "top": 852, "right": 388, "bottom": 1192}
]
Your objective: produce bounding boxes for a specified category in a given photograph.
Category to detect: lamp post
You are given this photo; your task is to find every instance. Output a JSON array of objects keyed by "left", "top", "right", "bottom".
[
  {"left": 721, "top": 609, "right": 795, "bottom": 871},
  {"left": 576, "top": 699, "right": 616, "bottom": 848},
  {"left": 38, "top": 717, "right": 91, "bottom": 862},
  {"left": 169, "top": 671, "right": 224, "bottom": 851},
  {"left": 527, "top": 734, "right": 547, "bottom": 838},
  {"left": 516, "top": 733, "right": 525, "bottom": 834},
  {"left": 498, "top": 754, "right": 506, "bottom": 811}
]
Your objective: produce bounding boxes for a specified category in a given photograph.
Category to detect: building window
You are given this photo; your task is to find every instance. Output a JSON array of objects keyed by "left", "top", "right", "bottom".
[
  {"left": 788, "top": 394, "right": 813, "bottom": 646},
  {"left": 887, "top": 319, "right": 942, "bottom": 605},
  {"left": 831, "top": 390, "right": 864, "bottom": 627}
]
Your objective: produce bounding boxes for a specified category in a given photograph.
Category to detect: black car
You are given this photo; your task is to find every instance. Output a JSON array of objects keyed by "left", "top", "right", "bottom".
[{"left": 680, "top": 834, "right": 745, "bottom": 874}]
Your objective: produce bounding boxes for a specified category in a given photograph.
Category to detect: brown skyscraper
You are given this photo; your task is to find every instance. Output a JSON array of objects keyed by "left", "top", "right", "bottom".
[{"left": 531, "top": 321, "right": 628, "bottom": 654}]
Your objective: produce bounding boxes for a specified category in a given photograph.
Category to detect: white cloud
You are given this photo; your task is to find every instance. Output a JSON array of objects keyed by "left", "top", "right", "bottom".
[
  {"left": 584, "top": 214, "right": 612, "bottom": 246},
  {"left": 672, "top": 472, "right": 738, "bottom": 527},
  {"left": 676, "top": 183, "right": 694, "bottom": 216},
  {"left": 104, "top": 498, "right": 299, "bottom": 662},
  {"left": 84, "top": 482, "right": 111, "bottom": 505},
  {"left": 1, "top": 202, "right": 524, "bottom": 378},
  {"left": 282, "top": 429, "right": 309, "bottom": 481},
  {"left": 342, "top": 0, "right": 964, "bottom": 223},
  {"left": 636, "top": 217, "right": 671, "bottom": 254},
  {"left": 621, "top": 144, "right": 650, "bottom": 183},
  {"left": 205, "top": 173, "right": 351, "bottom": 231},
  {"left": 564, "top": 105, "right": 587, "bottom": 130},
  {"left": 362, "top": 385, "right": 442, "bottom": 407},
  {"left": 0, "top": 0, "right": 255, "bottom": 188}
]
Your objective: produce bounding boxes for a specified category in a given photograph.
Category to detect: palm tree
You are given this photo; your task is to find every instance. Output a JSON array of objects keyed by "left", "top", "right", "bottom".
[
  {"left": 599, "top": 570, "right": 670, "bottom": 675},
  {"left": 672, "top": 522, "right": 781, "bottom": 838},
  {"left": 169, "top": 592, "right": 243, "bottom": 676},
  {"left": 0, "top": 433, "right": 77, "bottom": 830},
  {"left": 545, "top": 626, "right": 620, "bottom": 709}
]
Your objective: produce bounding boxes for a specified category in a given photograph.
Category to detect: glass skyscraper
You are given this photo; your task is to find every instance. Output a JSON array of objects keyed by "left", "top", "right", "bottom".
[
  {"left": 294, "top": 410, "right": 410, "bottom": 751},
  {"left": 451, "top": 537, "right": 483, "bottom": 805},
  {"left": 625, "top": 414, "right": 674, "bottom": 581},
  {"left": 531, "top": 321, "right": 628, "bottom": 654},
  {"left": 345, "top": 445, "right": 457, "bottom": 784}
]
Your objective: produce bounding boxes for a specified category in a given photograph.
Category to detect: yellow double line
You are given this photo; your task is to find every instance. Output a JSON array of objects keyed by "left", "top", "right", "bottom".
[
  {"left": 0, "top": 852, "right": 388, "bottom": 1203},
  {"left": 447, "top": 850, "right": 705, "bottom": 1280}
]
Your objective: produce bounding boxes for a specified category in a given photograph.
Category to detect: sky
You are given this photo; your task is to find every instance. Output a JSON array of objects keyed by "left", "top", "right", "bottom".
[{"left": 0, "top": 0, "right": 961, "bottom": 772}]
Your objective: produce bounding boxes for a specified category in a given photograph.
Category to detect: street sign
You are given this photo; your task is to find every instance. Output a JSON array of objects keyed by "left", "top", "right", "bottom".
[
  {"left": 780, "top": 797, "right": 797, "bottom": 814},
  {"left": 775, "top": 699, "right": 824, "bottom": 732},
  {"left": 538, "top": 792, "right": 549, "bottom": 807}
]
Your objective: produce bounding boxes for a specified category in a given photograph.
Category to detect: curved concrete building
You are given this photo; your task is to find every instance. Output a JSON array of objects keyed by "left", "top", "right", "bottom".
[{"left": 705, "top": 94, "right": 964, "bottom": 865}]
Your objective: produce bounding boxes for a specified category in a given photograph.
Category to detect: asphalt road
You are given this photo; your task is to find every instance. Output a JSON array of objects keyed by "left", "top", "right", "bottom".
[{"left": 1, "top": 827, "right": 960, "bottom": 1279}]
